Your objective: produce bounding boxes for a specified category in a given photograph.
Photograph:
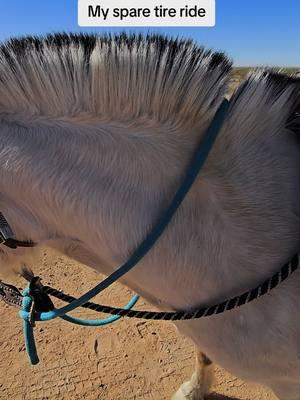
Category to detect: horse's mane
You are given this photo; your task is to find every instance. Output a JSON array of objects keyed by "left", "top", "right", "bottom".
[
  {"left": 0, "top": 33, "right": 299, "bottom": 136},
  {"left": 0, "top": 33, "right": 231, "bottom": 127},
  {"left": 228, "top": 71, "right": 300, "bottom": 140}
]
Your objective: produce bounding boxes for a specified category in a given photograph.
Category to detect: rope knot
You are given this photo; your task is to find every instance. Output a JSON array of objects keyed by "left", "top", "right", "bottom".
[{"left": 20, "top": 287, "right": 33, "bottom": 321}]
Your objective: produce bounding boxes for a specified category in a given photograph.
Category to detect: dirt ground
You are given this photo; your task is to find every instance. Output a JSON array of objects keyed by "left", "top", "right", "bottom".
[{"left": 0, "top": 249, "right": 277, "bottom": 400}]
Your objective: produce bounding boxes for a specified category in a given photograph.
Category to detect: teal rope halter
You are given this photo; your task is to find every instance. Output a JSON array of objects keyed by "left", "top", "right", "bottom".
[
  {"left": 21, "top": 288, "right": 139, "bottom": 364},
  {"left": 20, "top": 98, "right": 230, "bottom": 365}
]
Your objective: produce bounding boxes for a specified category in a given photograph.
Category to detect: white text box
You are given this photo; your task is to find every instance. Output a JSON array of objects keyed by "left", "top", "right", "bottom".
[{"left": 78, "top": 0, "right": 215, "bottom": 27}]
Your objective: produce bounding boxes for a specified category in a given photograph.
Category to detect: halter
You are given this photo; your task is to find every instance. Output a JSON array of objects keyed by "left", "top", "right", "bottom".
[
  {"left": 0, "top": 212, "right": 35, "bottom": 249},
  {"left": 0, "top": 98, "right": 299, "bottom": 365}
]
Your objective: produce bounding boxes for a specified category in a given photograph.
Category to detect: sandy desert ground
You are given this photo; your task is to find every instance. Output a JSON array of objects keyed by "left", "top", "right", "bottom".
[{"left": 0, "top": 249, "right": 277, "bottom": 400}]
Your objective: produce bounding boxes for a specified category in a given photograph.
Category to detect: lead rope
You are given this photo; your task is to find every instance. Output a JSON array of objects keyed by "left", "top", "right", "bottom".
[
  {"left": 43, "top": 252, "right": 299, "bottom": 320},
  {"left": 21, "top": 252, "right": 299, "bottom": 365}
]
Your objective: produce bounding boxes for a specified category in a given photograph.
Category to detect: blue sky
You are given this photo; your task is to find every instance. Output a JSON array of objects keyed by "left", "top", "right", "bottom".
[{"left": 0, "top": 0, "right": 299, "bottom": 66}]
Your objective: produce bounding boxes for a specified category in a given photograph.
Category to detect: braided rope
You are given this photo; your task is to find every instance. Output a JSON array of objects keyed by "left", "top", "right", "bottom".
[{"left": 43, "top": 253, "right": 299, "bottom": 321}]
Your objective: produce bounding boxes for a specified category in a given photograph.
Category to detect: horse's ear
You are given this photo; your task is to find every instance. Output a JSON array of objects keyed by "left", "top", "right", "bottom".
[{"left": 227, "top": 70, "right": 300, "bottom": 139}]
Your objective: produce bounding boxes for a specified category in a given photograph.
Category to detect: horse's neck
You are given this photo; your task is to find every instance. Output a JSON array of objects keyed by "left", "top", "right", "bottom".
[
  {"left": 0, "top": 115, "right": 299, "bottom": 311},
  {"left": 0, "top": 117, "right": 202, "bottom": 278}
]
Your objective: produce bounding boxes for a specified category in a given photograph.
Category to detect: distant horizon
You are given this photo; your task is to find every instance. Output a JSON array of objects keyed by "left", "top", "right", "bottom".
[{"left": 233, "top": 65, "right": 299, "bottom": 69}]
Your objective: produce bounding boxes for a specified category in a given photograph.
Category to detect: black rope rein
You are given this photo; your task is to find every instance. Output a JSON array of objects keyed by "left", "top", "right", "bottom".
[{"left": 42, "top": 253, "right": 299, "bottom": 321}]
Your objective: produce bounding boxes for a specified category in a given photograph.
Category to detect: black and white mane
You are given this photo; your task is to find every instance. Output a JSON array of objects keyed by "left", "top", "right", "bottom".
[{"left": 0, "top": 33, "right": 298, "bottom": 134}]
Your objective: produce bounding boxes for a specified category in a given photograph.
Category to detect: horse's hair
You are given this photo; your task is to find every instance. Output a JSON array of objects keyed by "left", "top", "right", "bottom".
[
  {"left": 0, "top": 33, "right": 231, "bottom": 128},
  {"left": 0, "top": 33, "right": 299, "bottom": 138},
  {"left": 229, "top": 71, "right": 300, "bottom": 139}
]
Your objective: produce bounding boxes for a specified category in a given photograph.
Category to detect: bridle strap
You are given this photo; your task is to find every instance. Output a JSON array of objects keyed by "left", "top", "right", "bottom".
[
  {"left": 3, "top": 239, "right": 36, "bottom": 249},
  {"left": 0, "top": 212, "right": 36, "bottom": 249}
]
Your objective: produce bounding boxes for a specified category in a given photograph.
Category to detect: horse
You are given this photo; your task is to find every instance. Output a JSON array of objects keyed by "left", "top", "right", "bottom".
[{"left": 0, "top": 33, "right": 299, "bottom": 400}]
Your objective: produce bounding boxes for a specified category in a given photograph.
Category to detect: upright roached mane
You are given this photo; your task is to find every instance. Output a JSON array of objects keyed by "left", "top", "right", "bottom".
[
  {"left": 0, "top": 33, "right": 231, "bottom": 127},
  {"left": 0, "top": 33, "right": 298, "bottom": 136}
]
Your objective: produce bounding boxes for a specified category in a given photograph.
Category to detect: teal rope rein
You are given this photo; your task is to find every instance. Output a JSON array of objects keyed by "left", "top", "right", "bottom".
[{"left": 20, "top": 99, "right": 230, "bottom": 365}]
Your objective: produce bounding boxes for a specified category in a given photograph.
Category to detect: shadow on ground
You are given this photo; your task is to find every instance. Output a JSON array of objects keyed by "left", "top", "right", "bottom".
[{"left": 207, "top": 394, "right": 240, "bottom": 400}]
